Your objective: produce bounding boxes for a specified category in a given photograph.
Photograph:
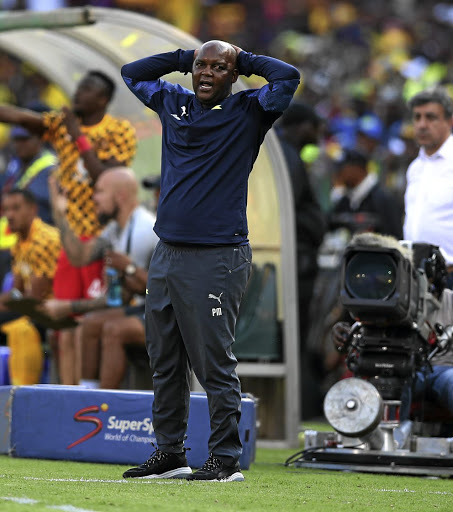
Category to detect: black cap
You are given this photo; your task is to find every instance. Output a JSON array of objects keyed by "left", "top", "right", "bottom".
[{"left": 11, "top": 125, "right": 34, "bottom": 138}]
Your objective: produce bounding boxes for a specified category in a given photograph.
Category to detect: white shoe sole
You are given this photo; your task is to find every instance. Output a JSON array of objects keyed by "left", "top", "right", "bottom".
[
  {"left": 190, "top": 471, "right": 245, "bottom": 482},
  {"left": 219, "top": 471, "right": 244, "bottom": 482},
  {"left": 132, "top": 466, "right": 193, "bottom": 479}
]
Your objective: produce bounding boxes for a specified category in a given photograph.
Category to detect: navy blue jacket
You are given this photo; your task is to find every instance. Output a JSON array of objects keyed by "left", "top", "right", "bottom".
[{"left": 121, "top": 50, "right": 300, "bottom": 244}]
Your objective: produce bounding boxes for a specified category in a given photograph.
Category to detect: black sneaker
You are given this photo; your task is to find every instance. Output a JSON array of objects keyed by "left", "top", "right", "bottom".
[
  {"left": 123, "top": 446, "right": 192, "bottom": 479},
  {"left": 187, "top": 454, "right": 244, "bottom": 482}
]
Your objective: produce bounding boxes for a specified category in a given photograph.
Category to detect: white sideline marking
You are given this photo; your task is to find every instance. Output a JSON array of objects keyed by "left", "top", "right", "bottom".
[
  {"left": 22, "top": 476, "right": 187, "bottom": 485},
  {"left": 2, "top": 497, "right": 38, "bottom": 504},
  {"left": 47, "top": 506, "right": 97, "bottom": 512},
  {"left": 376, "top": 488, "right": 453, "bottom": 496},
  {"left": 1, "top": 497, "right": 97, "bottom": 512}
]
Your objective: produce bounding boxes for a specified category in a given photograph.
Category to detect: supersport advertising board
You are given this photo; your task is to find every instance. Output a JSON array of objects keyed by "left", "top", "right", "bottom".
[{"left": 0, "top": 386, "right": 256, "bottom": 469}]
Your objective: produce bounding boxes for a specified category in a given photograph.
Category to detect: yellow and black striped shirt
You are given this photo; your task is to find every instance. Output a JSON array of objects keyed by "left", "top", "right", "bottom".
[
  {"left": 11, "top": 217, "right": 61, "bottom": 298},
  {"left": 43, "top": 112, "right": 137, "bottom": 237}
]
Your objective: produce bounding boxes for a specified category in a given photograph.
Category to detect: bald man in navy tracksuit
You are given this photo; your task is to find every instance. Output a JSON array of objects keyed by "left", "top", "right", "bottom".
[{"left": 121, "top": 40, "right": 299, "bottom": 482}]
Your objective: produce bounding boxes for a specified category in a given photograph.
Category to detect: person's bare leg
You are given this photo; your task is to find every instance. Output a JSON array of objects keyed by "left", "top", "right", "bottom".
[
  {"left": 58, "top": 328, "right": 76, "bottom": 385},
  {"left": 100, "top": 315, "right": 145, "bottom": 389},
  {"left": 79, "top": 309, "right": 124, "bottom": 381},
  {"left": 73, "top": 325, "right": 83, "bottom": 385}
]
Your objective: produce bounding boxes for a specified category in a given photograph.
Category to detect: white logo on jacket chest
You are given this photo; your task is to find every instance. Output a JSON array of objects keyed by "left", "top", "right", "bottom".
[{"left": 171, "top": 106, "right": 188, "bottom": 121}]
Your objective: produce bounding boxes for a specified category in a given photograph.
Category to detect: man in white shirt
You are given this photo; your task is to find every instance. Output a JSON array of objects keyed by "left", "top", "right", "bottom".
[{"left": 403, "top": 87, "right": 453, "bottom": 279}]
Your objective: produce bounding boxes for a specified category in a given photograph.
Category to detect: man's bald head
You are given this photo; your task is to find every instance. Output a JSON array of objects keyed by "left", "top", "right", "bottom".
[
  {"left": 100, "top": 166, "right": 138, "bottom": 198},
  {"left": 199, "top": 40, "right": 237, "bottom": 65},
  {"left": 93, "top": 167, "right": 139, "bottom": 225}
]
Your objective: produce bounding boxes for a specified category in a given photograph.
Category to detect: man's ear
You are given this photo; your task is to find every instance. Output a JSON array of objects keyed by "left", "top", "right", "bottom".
[
  {"left": 27, "top": 202, "right": 38, "bottom": 223},
  {"left": 232, "top": 69, "right": 239, "bottom": 84}
]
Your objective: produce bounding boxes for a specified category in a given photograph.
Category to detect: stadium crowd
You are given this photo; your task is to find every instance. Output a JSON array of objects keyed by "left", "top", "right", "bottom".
[{"left": 1, "top": 0, "right": 453, "bottom": 421}]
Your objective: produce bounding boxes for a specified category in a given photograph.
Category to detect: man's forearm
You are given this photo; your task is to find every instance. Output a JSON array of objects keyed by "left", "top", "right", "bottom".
[
  {"left": 53, "top": 212, "right": 109, "bottom": 266},
  {"left": 121, "top": 50, "right": 194, "bottom": 82},
  {"left": 71, "top": 296, "right": 107, "bottom": 314},
  {"left": 0, "top": 105, "right": 45, "bottom": 134},
  {"left": 121, "top": 50, "right": 195, "bottom": 106},
  {"left": 0, "top": 105, "right": 21, "bottom": 123},
  {"left": 237, "top": 52, "right": 299, "bottom": 82},
  {"left": 52, "top": 210, "right": 85, "bottom": 265},
  {"left": 237, "top": 52, "right": 300, "bottom": 113}
]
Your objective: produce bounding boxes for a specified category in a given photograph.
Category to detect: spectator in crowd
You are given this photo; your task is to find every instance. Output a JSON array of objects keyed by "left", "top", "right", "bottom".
[
  {"left": 329, "top": 148, "right": 403, "bottom": 239},
  {"left": 275, "top": 101, "right": 327, "bottom": 417},
  {"left": 355, "top": 113, "right": 386, "bottom": 178},
  {"left": 0, "top": 101, "right": 56, "bottom": 295},
  {"left": 42, "top": 167, "right": 158, "bottom": 387},
  {"left": 355, "top": 114, "right": 384, "bottom": 157},
  {"left": 120, "top": 40, "right": 299, "bottom": 481},
  {"left": 0, "top": 188, "right": 60, "bottom": 385},
  {"left": 0, "top": 125, "right": 56, "bottom": 224},
  {"left": 0, "top": 69, "right": 137, "bottom": 385},
  {"left": 403, "top": 86, "right": 453, "bottom": 286}
]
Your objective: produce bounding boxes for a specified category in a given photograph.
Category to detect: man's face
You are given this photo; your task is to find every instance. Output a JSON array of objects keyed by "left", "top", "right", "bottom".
[
  {"left": 12, "top": 134, "right": 42, "bottom": 162},
  {"left": 2, "top": 193, "right": 36, "bottom": 233},
  {"left": 412, "top": 102, "right": 453, "bottom": 155},
  {"left": 192, "top": 43, "right": 238, "bottom": 108},
  {"left": 338, "top": 164, "right": 364, "bottom": 189},
  {"left": 92, "top": 174, "right": 118, "bottom": 226},
  {"left": 72, "top": 76, "right": 108, "bottom": 116}
]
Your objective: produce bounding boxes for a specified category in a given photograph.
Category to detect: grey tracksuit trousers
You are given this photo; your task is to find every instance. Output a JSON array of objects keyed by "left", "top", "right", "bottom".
[{"left": 145, "top": 241, "right": 252, "bottom": 465}]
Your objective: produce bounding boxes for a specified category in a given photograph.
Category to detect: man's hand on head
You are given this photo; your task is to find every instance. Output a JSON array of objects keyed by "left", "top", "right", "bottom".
[{"left": 230, "top": 44, "right": 243, "bottom": 55}]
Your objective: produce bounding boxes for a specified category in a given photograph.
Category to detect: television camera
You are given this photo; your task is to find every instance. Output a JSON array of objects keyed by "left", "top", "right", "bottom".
[{"left": 294, "top": 234, "right": 453, "bottom": 476}]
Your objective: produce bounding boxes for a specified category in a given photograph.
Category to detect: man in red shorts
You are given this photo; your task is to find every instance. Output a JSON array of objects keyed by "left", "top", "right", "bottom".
[{"left": 0, "top": 70, "right": 137, "bottom": 383}]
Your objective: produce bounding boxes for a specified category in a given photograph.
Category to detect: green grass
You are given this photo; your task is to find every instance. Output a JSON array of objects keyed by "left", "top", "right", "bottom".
[{"left": 1, "top": 448, "right": 452, "bottom": 512}]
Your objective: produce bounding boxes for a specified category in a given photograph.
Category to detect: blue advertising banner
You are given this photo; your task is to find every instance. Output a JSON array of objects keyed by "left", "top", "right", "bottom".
[{"left": 8, "top": 386, "right": 256, "bottom": 469}]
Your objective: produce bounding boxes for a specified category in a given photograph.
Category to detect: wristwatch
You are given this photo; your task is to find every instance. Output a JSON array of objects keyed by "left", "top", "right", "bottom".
[{"left": 124, "top": 263, "right": 137, "bottom": 276}]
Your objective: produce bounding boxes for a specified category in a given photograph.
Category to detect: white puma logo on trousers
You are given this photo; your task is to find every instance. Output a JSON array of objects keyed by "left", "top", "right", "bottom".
[{"left": 208, "top": 292, "right": 223, "bottom": 304}]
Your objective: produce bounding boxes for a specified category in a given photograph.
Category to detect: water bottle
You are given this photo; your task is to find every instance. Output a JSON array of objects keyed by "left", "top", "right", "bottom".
[{"left": 106, "top": 267, "right": 122, "bottom": 307}]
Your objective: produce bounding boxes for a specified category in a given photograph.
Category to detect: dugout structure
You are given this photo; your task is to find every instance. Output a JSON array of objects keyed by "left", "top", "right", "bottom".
[{"left": 0, "top": 7, "right": 300, "bottom": 448}]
